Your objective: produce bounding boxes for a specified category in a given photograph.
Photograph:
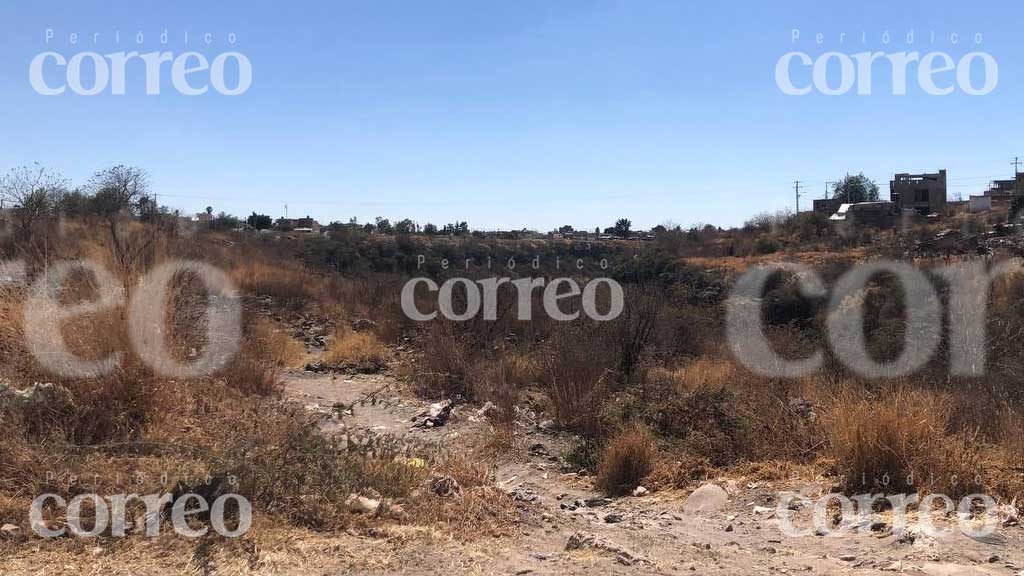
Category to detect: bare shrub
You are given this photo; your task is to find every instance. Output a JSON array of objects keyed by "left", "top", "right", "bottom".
[
  {"left": 596, "top": 424, "right": 657, "bottom": 496},
  {"left": 541, "top": 327, "right": 613, "bottom": 439},
  {"left": 410, "top": 321, "right": 473, "bottom": 399}
]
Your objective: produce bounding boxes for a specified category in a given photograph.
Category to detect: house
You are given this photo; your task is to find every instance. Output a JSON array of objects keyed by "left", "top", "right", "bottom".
[
  {"left": 890, "top": 170, "right": 947, "bottom": 215},
  {"left": 813, "top": 198, "right": 843, "bottom": 215},
  {"left": 274, "top": 218, "right": 298, "bottom": 231},
  {"left": 982, "top": 174, "right": 1024, "bottom": 210},
  {"left": 969, "top": 195, "right": 993, "bottom": 213},
  {"left": 295, "top": 216, "right": 321, "bottom": 233},
  {"left": 829, "top": 202, "right": 899, "bottom": 228}
]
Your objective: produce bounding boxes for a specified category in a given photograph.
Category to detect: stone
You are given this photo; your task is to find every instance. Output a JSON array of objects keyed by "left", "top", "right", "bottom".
[
  {"left": 565, "top": 532, "right": 649, "bottom": 566},
  {"left": 351, "top": 318, "right": 377, "bottom": 332},
  {"left": 0, "top": 524, "right": 21, "bottom": 541},
  {"left": 632, "top": 486, "right": 648, "bottom": 497},
  {"left": 838, "top": 554, "right": 856, "bottom": 562},
  {"left": 604, "top": 513, "right": 624, "bottom": 524},
  {"left": 683, "top": 484, "right": 729, "bottom": 514},
  {"left": 429, "top": 475, "right": 460, "bottom": 497},
  {"left": 345, "top": 494, "right": 380, "bottom": 514}
]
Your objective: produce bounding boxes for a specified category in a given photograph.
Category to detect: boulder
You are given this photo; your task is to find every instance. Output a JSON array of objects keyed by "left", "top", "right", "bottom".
[{"left": 683, "top": 483, "right": 729, "bottom": 514}]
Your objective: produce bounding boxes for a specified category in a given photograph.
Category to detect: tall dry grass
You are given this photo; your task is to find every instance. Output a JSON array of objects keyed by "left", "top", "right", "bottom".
[{"left": 823, "top": 386, "right": 983, "bottom": 497}]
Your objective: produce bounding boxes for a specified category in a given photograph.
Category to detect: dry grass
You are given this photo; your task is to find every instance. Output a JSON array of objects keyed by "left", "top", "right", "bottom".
[
  {"left": 233, "top": 260, "right": 320, "bottom": 303},
  {"left": 596, "top": 424, "right": 657, "bottom": 496},
  {"left": 823, "top": 386, "right": 984, "bottom": 498},
  {"left": 647, "top": 357, "right": 736, "bottom": 394},
  {"left": 324, "top": 331, "right": 389, "bottom": 372}
]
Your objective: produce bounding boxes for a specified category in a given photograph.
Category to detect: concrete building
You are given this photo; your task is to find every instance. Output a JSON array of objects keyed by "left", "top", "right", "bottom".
[
  {"left": 829, "top": 202, "right": 899, "bottom": 228},
  {"left": 890, "top": 170, "right": 947, "bottom": 215},
  {"left": 969, "top": 195, "right": 993, "bottom": 213},
  {"left": 813, "top": 198, "right": 843, "bottom": 215},
  {"left": 982, "top": 174, "right": 1024, "bottom": 210}
]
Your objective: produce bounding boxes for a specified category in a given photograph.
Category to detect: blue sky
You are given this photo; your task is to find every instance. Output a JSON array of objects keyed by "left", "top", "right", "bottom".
[{"left": 0, "top": 0, "right": 1020, "bottom": 230}]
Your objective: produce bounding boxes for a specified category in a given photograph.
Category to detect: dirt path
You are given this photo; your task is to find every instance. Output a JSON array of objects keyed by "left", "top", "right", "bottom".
[{"left": 282, "top": 366, "right": 1024, "bottom": 576}]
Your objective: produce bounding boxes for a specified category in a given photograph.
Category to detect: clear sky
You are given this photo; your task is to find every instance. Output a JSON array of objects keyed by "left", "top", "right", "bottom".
[{"left": 0, "top": 0, "right": 1020, "bottom": 231}]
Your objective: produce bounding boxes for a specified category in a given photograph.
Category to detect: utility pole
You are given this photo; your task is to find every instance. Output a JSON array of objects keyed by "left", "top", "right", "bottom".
[
  {"left": 825, "top": 181, "right": 835, "bottom": 200},
  {"left": 794, "top": 180, "right": 803, "bottom": 213},
  {"left": 284, "top": 203, "right": 289, "bottom": 219},
  {"left": 1014, "top": 157, "right": 1022, "bottom": 175}
]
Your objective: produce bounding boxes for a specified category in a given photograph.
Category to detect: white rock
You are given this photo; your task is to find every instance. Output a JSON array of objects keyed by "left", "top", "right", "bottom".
[
  {"left": 632, "top": 486, "right": 648, "bottom": 497},
  {"left": 345, "top": 494, "right": 381, "bottom": 514},
  {"left": 683, "top": 484, "right": 729, "bottom": 514}
]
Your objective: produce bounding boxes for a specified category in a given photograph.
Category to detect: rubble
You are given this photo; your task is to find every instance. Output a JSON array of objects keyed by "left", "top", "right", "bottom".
[
  {"left": 0, "top": 382, "right": 74, "bottom": 414},
  {"left": 429, "top": 475, "right": 460, "bottom": 497},
  {"left": 565, "top": 531, "right": 650, "bottom": 566},
  {"left": 351, "top": 318, "right": 377, "bottom": 332}
]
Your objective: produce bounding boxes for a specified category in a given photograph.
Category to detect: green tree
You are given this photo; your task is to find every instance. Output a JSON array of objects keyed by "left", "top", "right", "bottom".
[
  {"left": 375, "top": 217, "right": 393, "bottom": 234},
  {"left": 394, "top": 218, "right": 416, "bottom": 234},
  {"left": 247, "top": 212, "right": 272, "bottom": 229},
  {"left": 832, "top": 173, "right": 879, "bottom": 204},
  {"left": 613, "top": 218, "right": 632, "bottom": 238}
]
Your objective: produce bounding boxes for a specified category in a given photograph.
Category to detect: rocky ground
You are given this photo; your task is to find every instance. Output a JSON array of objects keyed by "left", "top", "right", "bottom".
[
  {"left": 283, "top": 363, "right": 1024, "bottom": 576},
  {"left": 4, "top": 306, "right": 1024, "bottom": 575}
]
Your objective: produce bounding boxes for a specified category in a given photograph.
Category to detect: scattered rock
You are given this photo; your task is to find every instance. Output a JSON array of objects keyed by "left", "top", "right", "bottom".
[
  {"left": 429, "top": 475, "right": 460, "bottom": 497},
  {"left": 351, "top": 318, "right": 377, "bottom": 332},
  {"left": 415, "top": 401, "right": 454, "bottom": 428},
  {"left": 584, "top": 498, "right": 613, "bottom": 508},
  {"left": 724, "top": 524, "right": 734, "bottom": 532},
  {"left": 509, "top": 486, "right": 539, "bottom": 503},
  {"left": 345, "top": 494, "right": 381, "bottom": 514},
  {"left": 0, "top": 382, "right": 74, "bottom": 414},
  {"left": 632, "top": 486, "right": 648, "bottom": 497},
  {"left": 604, "top": 513, "right": 624, "bottom": 524},
  {"left": 683, "top": 484, "right": 729, "bottom": 514},
  {"left": 476, "top": 401, "right": 497, "bottom": 418},
  {"left": 565, "top": 531, "right": 649, "bottom": 566},
  {"left": 528, "top": 443, "right": 550, "bottom": 457},
  {"left": 838, "top": 554, "right": 857, "bottom": 562},
  {"left": 0, "top": 524, "right": 21, "bottom": 541}
]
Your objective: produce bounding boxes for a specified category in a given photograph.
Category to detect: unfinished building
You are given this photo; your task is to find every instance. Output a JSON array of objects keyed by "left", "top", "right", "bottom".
[{"left": 889, "top": 170, "right": 947, "bottom": 215}]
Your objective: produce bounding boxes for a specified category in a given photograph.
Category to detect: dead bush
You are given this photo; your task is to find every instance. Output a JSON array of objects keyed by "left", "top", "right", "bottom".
[
  {"left": 324, "top": 331, "right": 389, "bottom": 372},
  {"left": 233, "top": 260, "right": 319, "bottom": 304},
  {"left": 824, "top": 387, "right": 983, "bottom": 497},
  {"left": 596, "top": 424, "right": 657, "bottom": 496},
  {"left": 410, "top": 322, "right": 473, "bottom": 399},
  {"left": 541, "top": 328, "right": 613, "bottom": 439}
]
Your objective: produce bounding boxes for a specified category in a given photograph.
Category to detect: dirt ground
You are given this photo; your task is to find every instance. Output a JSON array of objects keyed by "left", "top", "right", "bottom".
[{"left": 3, "top": 351, "right": 1023, "bottom": 575}]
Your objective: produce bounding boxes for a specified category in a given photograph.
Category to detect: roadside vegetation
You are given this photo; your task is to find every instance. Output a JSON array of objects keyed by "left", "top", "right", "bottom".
[{"left": 4, "top": 162, "right": 1024, "bottom": 565}]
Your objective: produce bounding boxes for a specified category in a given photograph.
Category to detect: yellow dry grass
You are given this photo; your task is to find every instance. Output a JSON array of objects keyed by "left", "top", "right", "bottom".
[{"left": 324, "top": 331, "right": 389, "bottom": 369}]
